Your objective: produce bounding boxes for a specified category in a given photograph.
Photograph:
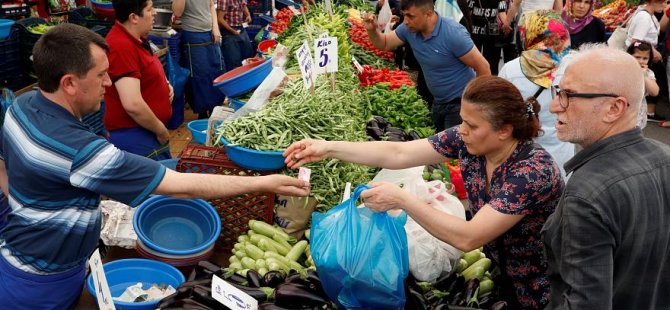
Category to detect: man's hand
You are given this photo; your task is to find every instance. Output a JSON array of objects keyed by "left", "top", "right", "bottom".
[
  {"left": 212, "top": 28, "right": 222, "bottom": 44},
  {"left": 168, "top": 83, "right": 174, "bottom": 103},
  {"left": 361, "top": 12, "right": 377, "bottom": 32},
  {"left": 260, "top": 174, "right": 311, "bottom": 196},
  {"left": 157, "top": 127, "right": 170, "bottom": 145},
  {"left": 246, "top": 15, "right": 252, "bottom": 24},
  {"left": 653, "top": 48, "right": 662, "bottom": 63},
  {"left": 283, "top": 139, "right": 330, "bottom": 169}
]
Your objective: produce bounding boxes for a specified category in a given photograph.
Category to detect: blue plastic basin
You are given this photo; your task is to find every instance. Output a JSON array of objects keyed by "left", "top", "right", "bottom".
[
  {"left": 133, "top": 195, "right": 221, "bottom": 256},
  {"left": 86, "top": 259, "right": 185, "bottom": 310},
  {"left": 187, "top": 119, "right": 208, "bottom": 144},
  {"left": 229, "top": 98, "right": 246, "bottom": 111},
  {"left": 220, "top": 136, "right": 286, "bottom": 171},
  {"left": 0, "top": 19, "right": 15, "bottom": 40},
  {"left": 90, "top": 0, "right": 114, "bottom": 10},
  {"left": 213, "top": 58, "right": 272, "bottom": 97}
]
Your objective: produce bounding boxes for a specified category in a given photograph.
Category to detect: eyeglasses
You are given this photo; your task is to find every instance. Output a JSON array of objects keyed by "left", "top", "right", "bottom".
[{"left": 551, "top": 86, "right": 620, "bottom": 109}]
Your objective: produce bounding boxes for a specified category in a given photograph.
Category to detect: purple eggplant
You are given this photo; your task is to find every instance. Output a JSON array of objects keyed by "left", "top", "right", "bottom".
[
  {"left": 274, "top": 283, "right": 328, "bottom": 308},
  {"left": 258, "top": 303, "right": 292, "bottom": 310},
  {"left": 464, "top": 278, "right": 480, "bottom": 307},
  {"left": 263, "top": 270, "right": 286, "bottom": 288},
  {"left": 228, "top": 282, "right": 273, "bottom": 302},
  {"left": 191, "top": 285, "right": 228, "bottom": 310},
  {"left": 490, "top": 301, "right": 508, "bottom": 310},
  {"left": 246, "top": 269, "right": 264, "bottom": 288}
]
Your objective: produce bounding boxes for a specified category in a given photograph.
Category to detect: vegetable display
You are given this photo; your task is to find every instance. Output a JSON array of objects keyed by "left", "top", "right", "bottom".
[
  {"left": 270, "top": 7, "right": 295, "bottom": 34},
  {"left": 348, "top": 18, "right": 394, "bottom": 61},
  {"left": 363, "top": 83, "right": 434, "bottom": 138},
  {"left": 593, "top": 0, "right": 635, "bottom": 32},
  {"left": 358, "top": 65, "right": 414, "bottom": 89}
]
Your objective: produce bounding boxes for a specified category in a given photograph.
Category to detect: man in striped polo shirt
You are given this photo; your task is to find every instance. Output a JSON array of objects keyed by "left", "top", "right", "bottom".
[{"left": 0, "top": 24, "right": 310, "bottom": 309}]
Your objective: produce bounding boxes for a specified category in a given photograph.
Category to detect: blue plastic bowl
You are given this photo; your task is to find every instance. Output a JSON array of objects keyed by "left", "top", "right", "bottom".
[
  {"left": 90, "top": 0, "right": 114, "bottom": 10},
  {"left": 133, "top": 195, "right": 221, "bottom": 256},
  {"left": 86, "top": 259, "right": 185, "bottom": 310},
  {"left": 220, "top": 136, "right": 286, "bottom": 171},
  {"left": 229, "top": 98, "right": 246, "bottom": 111},
  {"left": 213, "top": 58, "right": 272, "bottom": 97},
  {"left": 187, "top": 119, "right": 208, "bottom": 144},
  {"left": 0, "top": 19, "right": 15, "bottom": 40}
]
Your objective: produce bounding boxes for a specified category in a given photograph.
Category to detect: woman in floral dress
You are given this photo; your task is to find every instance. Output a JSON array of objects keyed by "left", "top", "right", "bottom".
[{"left": 284, "top": 76, "right": 564, "bottom": 309}]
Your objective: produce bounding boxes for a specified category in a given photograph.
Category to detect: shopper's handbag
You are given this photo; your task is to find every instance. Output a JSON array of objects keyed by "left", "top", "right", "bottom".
[
  {"left": 608, "top": 11, "right": 638, "bottom": 50},
  {"left": 310, "top": 184, "right": 410, "bottom": 309}
]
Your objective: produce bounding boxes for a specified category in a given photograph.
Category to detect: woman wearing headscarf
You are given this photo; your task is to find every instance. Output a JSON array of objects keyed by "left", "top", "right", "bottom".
[
  {"left": 499, "top": 10, "right": 575, "bottom": 179},
  {"left": 562, "top": 0, "right": 605, "bottom": 48}
]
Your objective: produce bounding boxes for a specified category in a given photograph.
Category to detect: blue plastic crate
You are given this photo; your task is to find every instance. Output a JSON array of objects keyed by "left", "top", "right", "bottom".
[{"left": 149, "top": 32, "right": 181, "bottom": 64}]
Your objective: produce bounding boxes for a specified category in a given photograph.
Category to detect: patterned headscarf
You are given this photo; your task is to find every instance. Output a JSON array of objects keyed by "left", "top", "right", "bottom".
[
  {"left": 518, "top": 10, "right": 571, "bottom": 88},
  {"left": 562, "top": 0, "right": 595, "bottom": 34}
]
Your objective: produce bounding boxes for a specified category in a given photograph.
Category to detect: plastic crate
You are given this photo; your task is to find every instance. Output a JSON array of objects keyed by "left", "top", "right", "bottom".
[
  {"left": 149, "top": 32, "right": 181, "bottom": 64},
  {"left": 14, "top": 18, "right": 47, "bottom": 75},
  {"left": 68, "top": 7, "right": 114, "bottom": 37},
  {"left": 176, "top": 144, "right": 276, "bottom": 251}
]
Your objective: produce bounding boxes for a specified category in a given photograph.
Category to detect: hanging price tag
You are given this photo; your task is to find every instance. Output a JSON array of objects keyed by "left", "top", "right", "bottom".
[
  {"left": 89, "top": 249, "right": 116, "bottom": 310},
  {"left": 352, "top": 56, "right": 363, "bottom": 73},
  {"left": 295, "top": 40, "right": 314, "bottom": 89},
  {"left": 212, "top": 275, "right": 258, "bottom": 310},
  {"left": 314, "top": 36, "right": 338, "bottom": 75}
]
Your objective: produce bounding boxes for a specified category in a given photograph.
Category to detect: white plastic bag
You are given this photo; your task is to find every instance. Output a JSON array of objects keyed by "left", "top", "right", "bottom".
[
  {"left": 372, "top": 168, "right": 465, "bottom": 282},
  {"left": 377, "top": 0, "right": 393, "bottom": 33},
  {"left": 100, "top": 200, "right": 137, "bottom": 249}
]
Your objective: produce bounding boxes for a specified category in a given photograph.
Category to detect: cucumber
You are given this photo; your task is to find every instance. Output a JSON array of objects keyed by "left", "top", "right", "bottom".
[
  {"left": 461, "top": 265, "right": 486, "bottom": 281},
  {"left": 462, "top": 249, "right": 482, "bottom": 267},
  {"left": 479, "top": 279, "right": 494, "bottom": 295},
  {"left": 464, "top": 258, "right": 491, "bottom": 274},
  {"left": 285, "top": 240, "right": 308, "bottom": 262},
  {"left": 245, "top": 243, "right": 265, "bottom": 260},
  {"left": 241, "top": 257, "right": 257, "bottom": 270}
]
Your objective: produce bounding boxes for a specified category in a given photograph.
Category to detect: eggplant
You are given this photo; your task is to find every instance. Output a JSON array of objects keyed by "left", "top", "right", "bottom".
[
  {"left": 198, "top": 261, "right": 222, "bottom": 273},
  {"left": 464, "top": 278, "right": 480, "bottom": 307},
  {"left": 372, "top": 116, "right": 390, "bottom": 128},
  {"left": 179, "top": 278, "right": 213, "bottom": 289},
  {"left": 407, "top": 130, "right": 422, "bottom": 141},
  {"left": 366, "top": 127, "right": 385, "bottom": 140},
  {"left": 225, "top": 273, "right": 247, "bottom": 285},
  {"left": 246, "top": 269, "right": 264, "bottom": 288},
  {"left": 433, "top": 304, "right": 449, "bottom": 310},
  {"left": 450, "top": 291, "right": 464, "bottom": 306},
  {"left": 284, "top": 273, "right": 309, "bottom": 286},
  {"left": 191, "top": 285, "right": 228, "bottom": 310},
  {"left": 228, "top": 282, "right": 272, "bottom": 302},
  {"left": 262, "top": 270, "right": 285, "bottom": 288},
  {"left": 187, "top": 268, "right": 198, "bottom": 282},
  {"left": 406, "top": 288, "right": 428, "bottom": 310},
  {"left": 171, "top": 298, "right": 212, "bottom": 310},
  {"left": 445, "top": 274, "right": 466, "bottom": 296},
  {"left": 433, "top": 271, "right": 457, "bottom": 291},
  {"left": 478, "top": 293, "right": 495, "bottom": 309},
  {"left": 274, "top": 283, "right": 328, "bottom": 308},
  {"left": 258, "top": 303, "right": 292, "bottom": 310},
  {"left": 489, "top": 301, "right": 508, "bottom": 310}
]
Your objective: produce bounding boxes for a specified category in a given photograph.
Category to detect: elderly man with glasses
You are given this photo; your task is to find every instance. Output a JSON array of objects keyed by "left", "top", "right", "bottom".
[{"left": 541, "top": 43, "right": 670, "bottom": 309}]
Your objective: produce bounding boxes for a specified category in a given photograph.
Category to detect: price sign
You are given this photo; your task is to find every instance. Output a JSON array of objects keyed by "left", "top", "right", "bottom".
[
  {"left": 295, "top": 40, "right": 314, "bottom": 89},
  {"left": 89, "top": 249, "right": 116, "bottom": 310},
  {"left": 314, "top": 36, "right": 338, "bottom": 75},
  {"left": 212, "top": 275, "right": 258, "bottom": 310}
]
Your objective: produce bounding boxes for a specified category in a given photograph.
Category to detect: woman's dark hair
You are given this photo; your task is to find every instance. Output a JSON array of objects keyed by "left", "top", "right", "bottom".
[
  {"left": 627, "top": 41, "right": 653, "bottom": 65},
  {"left": 462, "top": 76, "right": 542, "bottom": 141},
  {"left": 32, "top": 24, "right": 109, "bottom": 93},
  {"left": 113, "top": 0, "right": 150, "bottom": 23}
]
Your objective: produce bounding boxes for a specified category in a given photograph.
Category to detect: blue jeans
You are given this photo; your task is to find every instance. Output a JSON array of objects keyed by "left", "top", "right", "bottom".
[
  {"left": 432, "top": 98, "right": 462, "bottom": 132},
  {"left": 220, "top": 27, "right": 254, "bottom": 72}
]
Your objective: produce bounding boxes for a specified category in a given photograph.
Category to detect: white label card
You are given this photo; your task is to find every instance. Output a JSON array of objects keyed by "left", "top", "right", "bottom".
[
  {"left": 89, "top": 249, "right": 116, "bottom": 310},
  {"left": 352, "top": 56, "right": 363, "bottom": 73},
  {"left": 212, "top": 275, "right": 259, "bottom": 310},
  {"left": 295, "top": 41, "right": 314, "bottom": 89},
  {"left": 242, "top": 22, "right": 249, "bottom": 28},
  {"left": 314, "top": 36, "right": 338, "bottom": 75}
]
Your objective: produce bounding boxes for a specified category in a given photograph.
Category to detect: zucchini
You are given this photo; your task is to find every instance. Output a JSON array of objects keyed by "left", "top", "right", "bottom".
[
  {"left": 479, "top": 279, "right": 494, "bottom": 295},
  {"left": 251, "top": 234, "right": 290, "bottom": 255},
  {"left": 462, "top": 249, "right": 482, "bottom": 267},
  {"left": 464, "top": 258, "right": 491, "bottom": 275},
  {"left": 285, "top": 240, "right": 308, "bottom": 262},
  {"left": 249, "top": 220, "right": 296, "bottom": 243},
  {"left": 462, "top": 266, "right": 486, "bottom": 281},
  {"left": 245, "top": 243, "right": 265, "bottom": 260},
  {"left": 241, "top": 257, "right": 257, "bottom": 270}
]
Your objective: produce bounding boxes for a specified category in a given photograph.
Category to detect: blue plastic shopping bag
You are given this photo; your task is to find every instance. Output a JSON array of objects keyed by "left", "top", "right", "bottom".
[{"left": 310, "top": 184, "right": 410, "bottom": 309}]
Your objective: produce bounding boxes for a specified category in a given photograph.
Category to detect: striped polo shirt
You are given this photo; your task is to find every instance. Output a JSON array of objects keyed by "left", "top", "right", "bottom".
[{"left": 0, "top": 91, "right": 165, "bottom": 274}]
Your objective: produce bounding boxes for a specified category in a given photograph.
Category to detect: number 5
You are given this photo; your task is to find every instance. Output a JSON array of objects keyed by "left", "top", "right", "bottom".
[{"left": 319, "top": 48, "right": 328, "bottom": 67}]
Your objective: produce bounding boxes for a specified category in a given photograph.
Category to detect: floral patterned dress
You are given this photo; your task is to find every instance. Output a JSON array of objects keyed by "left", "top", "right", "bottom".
[{"left": 428, "top": 127, "right": 564, "bottom": 309}]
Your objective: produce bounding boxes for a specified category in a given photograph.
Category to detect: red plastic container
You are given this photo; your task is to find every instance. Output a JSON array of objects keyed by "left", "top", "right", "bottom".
[
  {"left": 257, "top": 39, "right": 276, "bottom": 55},
  {"left": 176, "top": 144, "right": 276, "bottom": 251}
]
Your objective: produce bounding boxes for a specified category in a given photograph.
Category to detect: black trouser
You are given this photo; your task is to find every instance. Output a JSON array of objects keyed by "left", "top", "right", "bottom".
[
  {"left": 473, "top": 35, "right": 502, "bottom": 75},
  {"left": 432, "top": 98, "right": 462, "bottom": 132}
]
